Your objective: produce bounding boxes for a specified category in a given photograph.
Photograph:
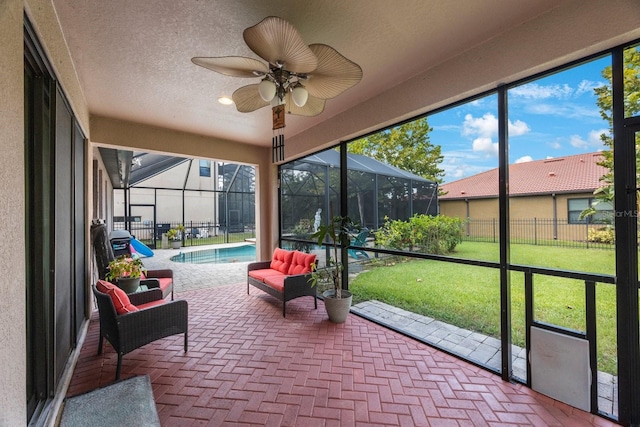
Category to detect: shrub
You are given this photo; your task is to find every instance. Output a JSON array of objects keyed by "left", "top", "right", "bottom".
[
  {"left": 291, "top": 223, "right": 312, "bottom": 253},
  {"left": 375, "top": 214, "right": 464, "bottom": 254},
  {"left": 587, "top": 226, "right": 615, "bottom": 244}
]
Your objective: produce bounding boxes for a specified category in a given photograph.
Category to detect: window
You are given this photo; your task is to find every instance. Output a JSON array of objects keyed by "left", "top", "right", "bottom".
[
  {"left": 568, "top": 198, "right": 613, "bottom": 224},
  {"left": 199, "top": 160, "right": 211, "bottom": 177}
]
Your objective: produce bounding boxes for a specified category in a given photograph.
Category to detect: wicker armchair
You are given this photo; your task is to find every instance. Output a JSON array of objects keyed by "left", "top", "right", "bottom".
[{"left": 92, "top": 284, "right": 188, "bottom": 380}]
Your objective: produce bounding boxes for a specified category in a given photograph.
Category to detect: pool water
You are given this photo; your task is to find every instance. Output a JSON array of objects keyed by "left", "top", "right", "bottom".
[{"left": 170, "top": 244, "right": 256, "bottom": 264}]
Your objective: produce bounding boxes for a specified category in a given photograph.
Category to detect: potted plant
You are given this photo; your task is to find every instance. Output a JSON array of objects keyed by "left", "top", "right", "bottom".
[
  {"left": 309, "top": 206, "right": 359, "bottom": 323},
  {"left": 166, "top": 224, "right": 185, "bottom": 249},
  {"left": 105, "top": 255, "right": 146, "bottom": 293}
]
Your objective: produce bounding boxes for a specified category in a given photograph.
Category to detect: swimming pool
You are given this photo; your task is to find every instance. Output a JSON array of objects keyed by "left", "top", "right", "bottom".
[{"left": 170, "top": 244, "right": 256, "bottom": 264}]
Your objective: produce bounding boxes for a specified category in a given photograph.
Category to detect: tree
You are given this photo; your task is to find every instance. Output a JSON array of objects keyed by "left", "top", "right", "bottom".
[
  {"left": 581, "top": 47, "right": 640, "bottom": 221},
  {"left": 348, "top": 117, "right": 445, "bottom": 183}
]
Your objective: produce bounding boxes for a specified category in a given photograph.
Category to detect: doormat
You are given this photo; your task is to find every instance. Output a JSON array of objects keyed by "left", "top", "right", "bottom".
[{"left": 59, "top": 375, "right": 160, "bottom": 427}]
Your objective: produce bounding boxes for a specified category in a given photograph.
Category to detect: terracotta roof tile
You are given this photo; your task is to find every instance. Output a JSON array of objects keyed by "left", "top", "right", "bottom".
[{"left": 440, "top": 152, "right": 607, "bottom": 199}]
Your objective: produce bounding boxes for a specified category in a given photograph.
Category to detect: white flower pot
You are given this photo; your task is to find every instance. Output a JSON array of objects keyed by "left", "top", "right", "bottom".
[{"left": 322, "top": 290, "right": 352, "bottom": 323}]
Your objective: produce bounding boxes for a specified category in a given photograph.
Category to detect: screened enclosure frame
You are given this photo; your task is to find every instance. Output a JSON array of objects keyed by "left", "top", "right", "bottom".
[
  {"left": 278, "top": 40, "right": 640, "bottom": 425},
  {"left": 279, "top": 149, "right": 438, "bottom": 235},
  {"left": 111, "top": 154, "right": 256, "bottom": 246}
]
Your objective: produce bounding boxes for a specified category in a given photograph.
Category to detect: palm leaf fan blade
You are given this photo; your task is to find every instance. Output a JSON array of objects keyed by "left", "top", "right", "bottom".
[
  {"left": 243, "top": 16, "right": 317, "bottom": 74},
  {"left": 304, "top": 44, "right": 363, "bottom": 99},
  {"left": 284, "top": 92, "right": 325, "bottom": 116},
  {"left": 191, "top": 56, "right": 268, "bottom": 77},
  {"left": 232, "top": 84, "right": 270, "bottom": 112}
]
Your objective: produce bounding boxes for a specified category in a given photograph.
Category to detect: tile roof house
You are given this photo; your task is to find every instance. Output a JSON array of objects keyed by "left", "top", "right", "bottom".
[
  {"left": 439, "top": 152, "right": 612, "bottom": 242},
  {"left": 440, "top": 152, "right": 608, "bottom": 200}
]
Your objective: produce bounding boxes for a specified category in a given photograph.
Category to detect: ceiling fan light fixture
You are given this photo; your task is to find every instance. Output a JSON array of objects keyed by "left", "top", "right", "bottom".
[
  {"left": 258, "top": 79, "right": 277, "bottom": 102},
  {"left": 192, "top": 16, "right": 363, "bottom": 163},
  {"left": 291, "top": 85, "right": 309, "bottom": 107},
  {"left": 218, "top": 96, "right": 234, "bottom": 105},
  {"left": 271, "top": 94, "right": 285, "bottom": 107}
]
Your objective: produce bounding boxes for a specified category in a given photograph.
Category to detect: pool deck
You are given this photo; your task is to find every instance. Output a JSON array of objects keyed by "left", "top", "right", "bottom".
[{"left": 142, "top": 242, "right": 254, "bottom": 292}]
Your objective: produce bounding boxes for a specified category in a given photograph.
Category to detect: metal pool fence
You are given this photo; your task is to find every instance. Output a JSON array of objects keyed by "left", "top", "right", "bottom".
[{"left": 463, "top": 218, "right": 614, "bottom": 250}]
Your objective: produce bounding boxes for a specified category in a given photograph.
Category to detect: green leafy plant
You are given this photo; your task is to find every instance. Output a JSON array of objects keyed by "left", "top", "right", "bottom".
[
  {"left": 587, "top": 226, "right": 615, "bottom": 244},
  {"left": 105, "top": 255, "right": 146, "bottom": 281},
  {"left": 291, "top": 223, "right": 312, "bottom": 253},
  {"left": 309, "top": 205, "right": 359, "bottom": 299},
  {"left": 166, "top": 224, "right": 185, "bottom": 241},
  {"left": 375, "top": 214, "right": 464, "bottom": 254}
]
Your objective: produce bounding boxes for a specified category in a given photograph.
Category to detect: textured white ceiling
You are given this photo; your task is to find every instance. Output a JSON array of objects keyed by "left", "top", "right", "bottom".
[{"left": 52, "top": 0, "right": 563, "bottom": 147}]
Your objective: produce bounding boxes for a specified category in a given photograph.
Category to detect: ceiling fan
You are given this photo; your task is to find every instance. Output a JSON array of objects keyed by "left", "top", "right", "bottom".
[{"left": 191, "top": 16, "right": 363, "bottom": 161}]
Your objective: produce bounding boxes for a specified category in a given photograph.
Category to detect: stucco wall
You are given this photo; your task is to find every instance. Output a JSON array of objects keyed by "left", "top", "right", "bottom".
[
  {"left": 439, "top": 198, "right": 500, "bottom": 220},
  {"left": 114, "top": 188, "right": 221, "bottom": 226},
  {"left": 510, "top": 195, "right": 554, "bottom": 219},
  {"left": 113, "top": 160, "right": 221, "bottom": 225},
  {"left": 439, "top": 200, "right": 467, "bottom": 219},
  {"left": 25, "top": 0, "right": 90, "bottom": 133},
  {"left": 5, "top": 0, "right": 93, "bottom": 424},
  {"left": 440, "top": 192, "right": 604, "bottom": 242},
  {"left": 0, "top": 1, "right": 26, "bottom": 424}
]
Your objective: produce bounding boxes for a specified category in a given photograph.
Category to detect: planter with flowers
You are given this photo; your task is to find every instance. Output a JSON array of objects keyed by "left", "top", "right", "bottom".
[
  {"left": 166, "top": 224, "right": 185, "bottom": 249},
  {"left": 106, "top": 255, "right": 146, "bottom": 293}
]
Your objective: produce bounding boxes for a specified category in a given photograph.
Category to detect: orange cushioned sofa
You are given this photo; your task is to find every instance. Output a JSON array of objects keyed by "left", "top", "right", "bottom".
[{"left": 247, "top": 248, "right": 317, "bottom": 317}]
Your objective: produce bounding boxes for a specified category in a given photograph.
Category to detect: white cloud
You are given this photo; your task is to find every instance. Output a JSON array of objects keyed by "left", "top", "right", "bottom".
[
  {"left": 576, "top": 79, "right": 605, "bottom": 96},
  {"left": 510, "top": 83, "right": 573, "bottom": 100},
  {"left": 462, "top": 113, "right": 497, "bottom": 138},
  {"left": 526, "top": 103, "right": 600, "bottom": 119},
  {"left": 441, "top": 158, "right": 466, "bottom": 180},
  {"left": 432, "top": 124, "right": 460, "bottom": 132},
  {"left": 527, "top": 104, "right": 556, "bottom": 115},
  {"left": 549, "top": 141, "right": 562, "bottom": 149},
  {"left": 462, "top": 113, "right": 530, "bottom": 139},
  {"left": 515, "top": 155, "right": 533, "bottom": 163},
  {"left": 472, "top": 137, "right": 498, "bottom": 157},
  {"left": 441, "top": 160, "right": 493, "bottom": 183},
  {"left": 511, "top": 80, "right": 604, "bottom": 100},
  {"left": 441, "top": 147, "right": 502, "bottom": 182},
  {"left": 569, "top": 128, "right": 610, "bottom": 150},
  {"left": 569, "top": 135, "right": 589, "bottom": 149},
  {"left": 461, "top": 113, "right": 529, "bottom": 158},
  {"left": 509, "top": 119, "right": 530, "bottom": 136},
  {"left": 449, "top": 168, "right": 465, "bottom": 178},
  {"left": 588, "top": 128, "right": 609, "bottom": 145}
]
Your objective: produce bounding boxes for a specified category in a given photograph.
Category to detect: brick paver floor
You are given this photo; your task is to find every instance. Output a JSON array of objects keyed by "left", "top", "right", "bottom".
[{"left": 68, "top": 279, "right": 619, "bottom": 426}]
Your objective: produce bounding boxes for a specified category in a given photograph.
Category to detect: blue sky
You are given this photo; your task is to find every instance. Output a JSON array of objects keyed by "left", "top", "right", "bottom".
[{"left": 428, "top": 55, "right": 611, "bottom": 183}]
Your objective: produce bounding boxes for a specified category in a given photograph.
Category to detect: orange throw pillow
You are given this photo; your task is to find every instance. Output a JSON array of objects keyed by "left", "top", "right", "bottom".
[
  {"left": 288, "top": 251, "right": 317, "bottom": 275},
  {"left": 96, "top": 280, "right": 138, "bottom": 314},
  {"left": 270, "top": 248, "right": 294, "bottom": 274}
]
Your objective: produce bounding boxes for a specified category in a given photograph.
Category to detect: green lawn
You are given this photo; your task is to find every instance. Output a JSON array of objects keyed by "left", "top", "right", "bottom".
[{"left": 350, "top": 241, "right": 619, "bottom": 374}]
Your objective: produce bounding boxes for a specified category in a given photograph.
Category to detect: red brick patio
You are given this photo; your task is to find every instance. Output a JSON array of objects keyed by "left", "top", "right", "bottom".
[{"left": 67, "top": 284, "right": 618, "bottom": 426}]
